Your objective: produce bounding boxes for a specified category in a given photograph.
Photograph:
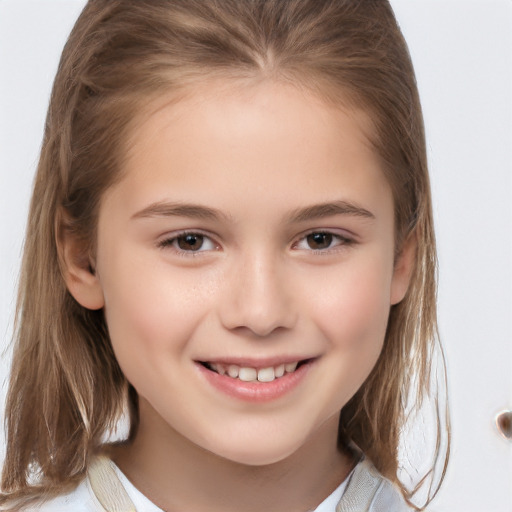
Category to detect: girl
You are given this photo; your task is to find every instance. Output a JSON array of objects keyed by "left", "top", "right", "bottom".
[{"left": 1, "top": 1, "right": 449, "bottom": 510}]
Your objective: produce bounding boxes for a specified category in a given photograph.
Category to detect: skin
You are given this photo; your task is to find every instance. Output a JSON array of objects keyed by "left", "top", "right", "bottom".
[{"left": 64, "top": 80, "right": 414, "bottom": 512}]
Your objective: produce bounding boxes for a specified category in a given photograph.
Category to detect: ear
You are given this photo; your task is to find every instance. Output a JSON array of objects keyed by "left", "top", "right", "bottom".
[
  {"left": 57, "top": 213, "right": 105, "bottom": 311},
  {"left": 390, "top": 231, "right": 417, "bottom": 305}
]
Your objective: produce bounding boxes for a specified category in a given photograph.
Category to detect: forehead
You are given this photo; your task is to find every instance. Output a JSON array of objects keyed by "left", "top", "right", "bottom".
[
  {"left": 105, "top": 80, "right": 392, "bottom": 224},
  {"left": 124, "top": 77, "right": 378, "bottom": 159}
]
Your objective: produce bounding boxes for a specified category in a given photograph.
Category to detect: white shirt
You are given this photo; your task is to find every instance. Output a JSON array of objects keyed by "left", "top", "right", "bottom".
[{"left": 26, "top": 458, "right": 410, "bottom": 511}]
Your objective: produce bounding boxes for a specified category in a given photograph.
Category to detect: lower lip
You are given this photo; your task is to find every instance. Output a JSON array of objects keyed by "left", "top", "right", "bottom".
[{"left": 196, "top": 361, "right": 314, "bottom": 403}]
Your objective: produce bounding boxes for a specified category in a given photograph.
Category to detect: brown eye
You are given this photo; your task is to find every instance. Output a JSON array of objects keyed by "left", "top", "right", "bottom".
[
  {"left": 158, "top": 232, "right": 217, "bottom": 253},
  {"left": 306, "top": 232, "right": 333, "bottom": 250},
  {"left": 177, "top": 234, "right": 204, "bottom": 251}
]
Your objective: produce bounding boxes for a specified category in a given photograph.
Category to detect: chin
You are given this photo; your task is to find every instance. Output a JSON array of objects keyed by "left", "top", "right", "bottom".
[{"left": 205, "top": 436, "right": 304, "bottom": 467}]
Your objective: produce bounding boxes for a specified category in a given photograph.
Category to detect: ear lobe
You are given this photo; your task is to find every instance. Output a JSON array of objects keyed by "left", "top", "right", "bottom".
[
  {"left": 58, "top": 217, "right": 105, "bottom": 311},
  {"left": 390, "top": 232, "right": 417, "bottom": 305}
]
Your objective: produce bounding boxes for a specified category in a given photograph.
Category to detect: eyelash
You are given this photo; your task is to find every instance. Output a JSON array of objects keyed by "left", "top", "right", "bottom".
[
  {"left": 157, "top": 231, "right": 218, "bottom": 255},
  {"left": 292, "top": 230, "right": 355, "bottom": 253},
  {"left": 157, "top": 230, "right": 354, "bottom": 256}
]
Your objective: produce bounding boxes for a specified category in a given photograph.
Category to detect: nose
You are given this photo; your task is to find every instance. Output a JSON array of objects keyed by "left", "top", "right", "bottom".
[{"left": 219, "top": 251, "right": 297, "bottom": 337}]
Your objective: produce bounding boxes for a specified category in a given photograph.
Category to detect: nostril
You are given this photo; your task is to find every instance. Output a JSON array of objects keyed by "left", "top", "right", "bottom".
[{"left": 218, "top": 266, "right": 297, "bottom": 336}]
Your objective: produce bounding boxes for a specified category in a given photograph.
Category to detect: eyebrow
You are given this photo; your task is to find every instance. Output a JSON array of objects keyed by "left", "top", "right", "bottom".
[
  {"left": 287, "top": 201, "right": 375, "bottom": 223},
  {"left": 131, "top": 201, "right": 229, "bottom": 221},
  {"left": 131, "top": 199, "right": 375, "bottom": 223}
]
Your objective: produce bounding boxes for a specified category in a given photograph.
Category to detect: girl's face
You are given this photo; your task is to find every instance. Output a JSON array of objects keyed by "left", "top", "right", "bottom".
[{"left": 70, "top": 81, "right": 412, "bottom": 465}]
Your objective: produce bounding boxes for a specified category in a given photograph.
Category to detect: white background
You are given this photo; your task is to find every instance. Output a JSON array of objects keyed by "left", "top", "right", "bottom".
[{"left": 1, "top": 1, "right": 511, "bottom": 510}]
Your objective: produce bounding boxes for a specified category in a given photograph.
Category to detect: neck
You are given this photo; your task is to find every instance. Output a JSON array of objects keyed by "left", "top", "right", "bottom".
[{"left": 110, "top": 399, "right": 355, "bottom": 512}]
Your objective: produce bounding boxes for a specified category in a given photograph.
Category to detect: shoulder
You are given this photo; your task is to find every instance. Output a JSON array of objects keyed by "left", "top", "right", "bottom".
[
  {"left": 370, "top": 478, "right": 411, "bottom": 512},
  {"left": 19, "top": 455, "right": 160, "bottom": 512},
  {"left": 22, "top": 479, "right": 104, "bottom": 512},
  {"left": 338, "top": 459, "right": 413, "bottom": 512}
]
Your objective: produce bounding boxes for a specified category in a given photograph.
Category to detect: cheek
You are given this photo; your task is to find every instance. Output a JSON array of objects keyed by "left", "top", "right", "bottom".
[
  {"left": 308, "top": 256, "right": 393, "bottom": 353},
  {"left": 98, "top": 254, "right": 217, "bottom": 370},
  {"left": 306, "top": 260, "right": 393, "bottom": 408}
]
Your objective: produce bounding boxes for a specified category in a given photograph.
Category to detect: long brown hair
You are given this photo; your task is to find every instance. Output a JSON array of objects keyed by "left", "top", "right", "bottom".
[{"left": 1, "top": 0, "right": 449, "bottom": 509}]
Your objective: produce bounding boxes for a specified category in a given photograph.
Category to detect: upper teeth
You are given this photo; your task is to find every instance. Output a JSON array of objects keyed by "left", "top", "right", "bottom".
[{"left": 208, "top": 362, "right": 299, "bottom": 382}]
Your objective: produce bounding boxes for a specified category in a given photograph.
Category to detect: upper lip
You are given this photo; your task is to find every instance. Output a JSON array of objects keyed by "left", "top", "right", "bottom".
[{"left": 196, "top": 356, "right": 317, "bottom": 369}]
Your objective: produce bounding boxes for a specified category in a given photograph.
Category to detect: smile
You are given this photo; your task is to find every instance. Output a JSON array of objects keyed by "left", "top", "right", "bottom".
[
  {"left": 197, "top": 358, "right": 314, "bottom": 402},
  {"left": 202, "top": 361, "right": 302, "bottom": 382}
]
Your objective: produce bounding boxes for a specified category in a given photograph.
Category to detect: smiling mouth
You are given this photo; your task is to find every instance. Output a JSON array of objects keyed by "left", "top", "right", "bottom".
[{"left": 199, "top": 360, "right": 311, "bottom": 383}]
